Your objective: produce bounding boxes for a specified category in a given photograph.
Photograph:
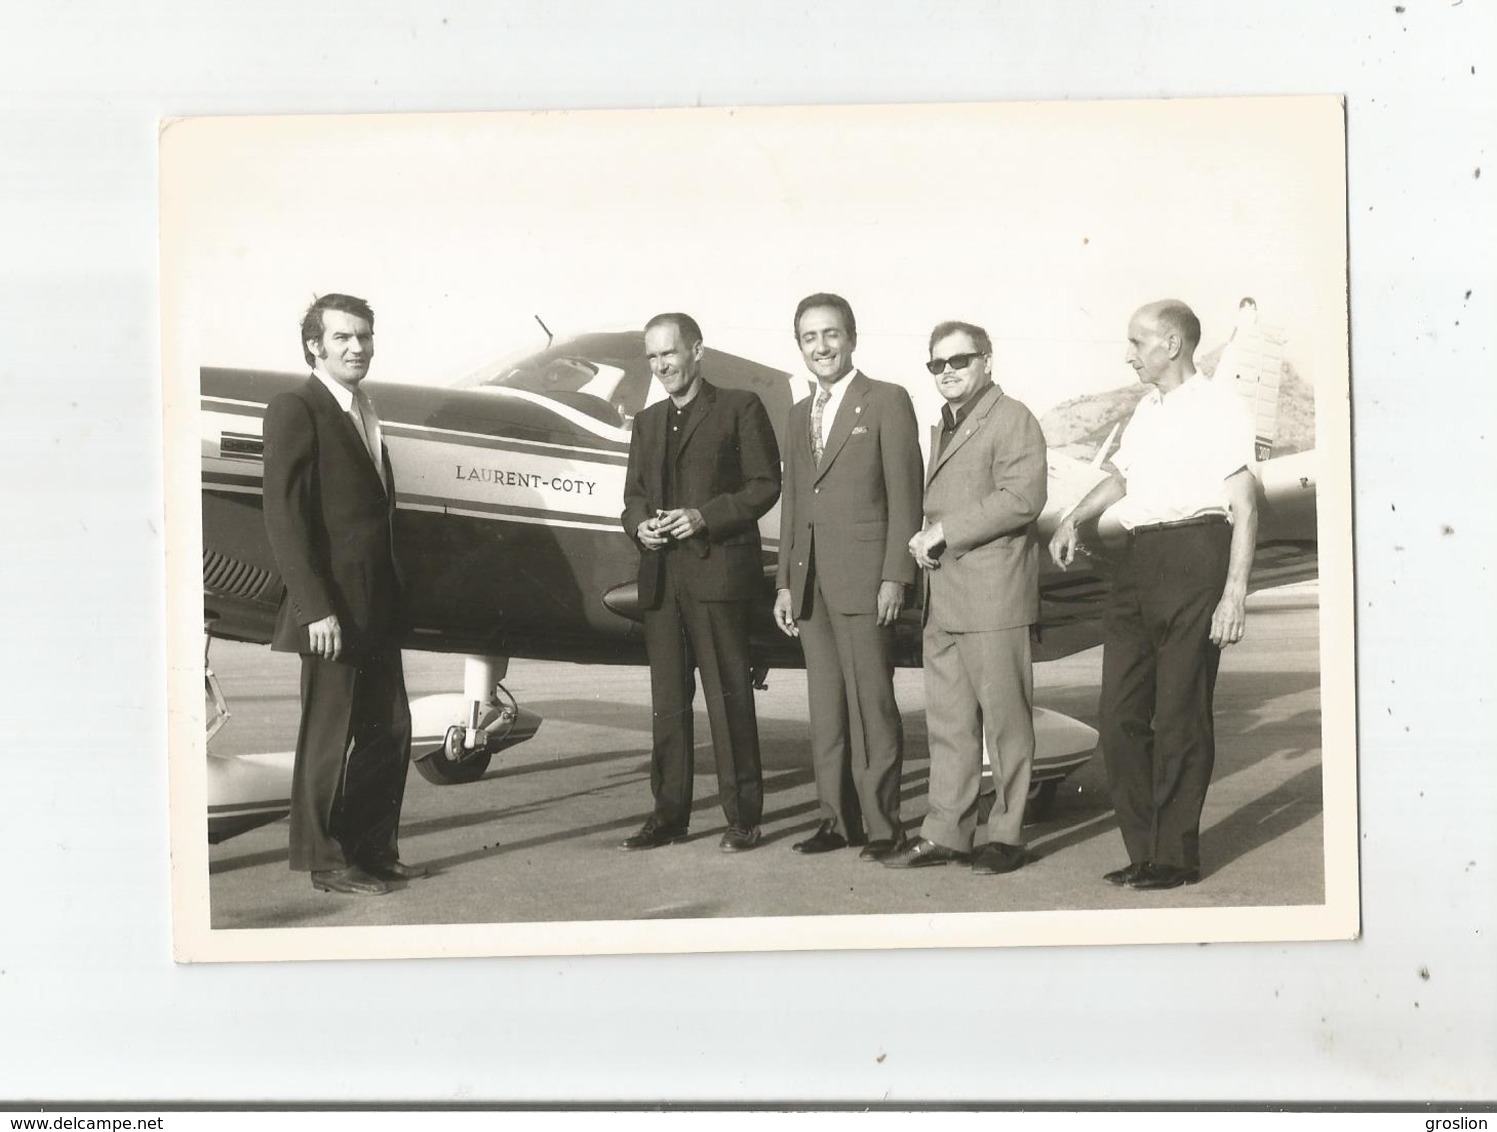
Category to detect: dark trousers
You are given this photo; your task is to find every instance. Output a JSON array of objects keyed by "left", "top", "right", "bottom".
[
  {"left": 1100, "top": 522, "right": 1232, "bottom": 871},
  {"left": 289, "top": 644, "right": 412, "bottom": 872},
  {"left": 797, "top": 571, "right": 905, "bottom": 842},
  {"left": 640, "top": 563, "right": 764, "bottom": 831}
]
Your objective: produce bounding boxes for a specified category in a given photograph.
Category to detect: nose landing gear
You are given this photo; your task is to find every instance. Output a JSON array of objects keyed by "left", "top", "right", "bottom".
[
  {"left": 417, "top": 683, "right": 520, "bottom": 785},
  {"left": 412, "top": 655, "right": 542, "bottom": 785}
]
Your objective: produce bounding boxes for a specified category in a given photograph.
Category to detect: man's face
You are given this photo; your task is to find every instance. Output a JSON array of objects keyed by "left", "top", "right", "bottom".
[
  {"left": 928, "top": 330, "right": 991, "bottom": 405},
  {"left": 796, "top": 305, "right": 855, "bottom": 385},
  {"left": 644, "top": 321, "right": 702, "bottom": 398},
  {"left": 1124, "top": 310, "right": 1173, "bottom": 386},
  {"left": 309, "top": 309, "right": 374, "bottom": 387}
]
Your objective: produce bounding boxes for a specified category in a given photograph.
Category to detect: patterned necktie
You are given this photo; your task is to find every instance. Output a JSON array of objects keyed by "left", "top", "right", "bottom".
[{"left": 810, "top": 387, "right": 831, "bottom": 464}]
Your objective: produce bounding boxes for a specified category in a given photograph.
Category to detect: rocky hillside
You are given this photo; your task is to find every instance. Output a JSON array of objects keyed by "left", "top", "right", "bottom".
[{"left": 1040, "top": 344, "right": 1316, "bottom": 459}]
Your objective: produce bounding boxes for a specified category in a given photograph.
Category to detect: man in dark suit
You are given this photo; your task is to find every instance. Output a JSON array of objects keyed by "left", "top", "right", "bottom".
[
  {"left": 773, "top": 293, "right": 924, "bottom": 860},
  {"left": 619, "top": 312, "right": 782, "bottom": 852},
  {"left": 886, "top": 320, "right": 1048, "bottom": 873},
  {"left": 262, "top": 293, "right": 422, "bottom": 896}
]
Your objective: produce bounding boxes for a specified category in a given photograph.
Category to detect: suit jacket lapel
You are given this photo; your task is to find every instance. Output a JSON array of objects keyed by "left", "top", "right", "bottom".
[
  {"left": 928, "top": 384, "right": 1003, "bottom": 483},
  {"left": 307, "top": 375, "right": 389, "bottom": 498},
  {"left": 814, "top": 371, "right": 868, "bottom": 482}
]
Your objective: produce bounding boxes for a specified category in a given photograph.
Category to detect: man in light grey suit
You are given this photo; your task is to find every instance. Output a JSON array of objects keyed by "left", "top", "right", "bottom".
[{"left": 884, "top": 320, "right": 1048, "bottom": 874}]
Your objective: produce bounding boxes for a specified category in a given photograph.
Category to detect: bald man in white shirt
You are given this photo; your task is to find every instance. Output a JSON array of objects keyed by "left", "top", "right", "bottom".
[{"left": 1049, "top": 299, "right": 1258, "bottom": 891}]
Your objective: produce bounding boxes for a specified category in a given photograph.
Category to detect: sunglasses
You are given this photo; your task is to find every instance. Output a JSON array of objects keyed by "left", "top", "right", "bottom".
[{"left": 925, "top": 352, "right": 986, "bottom": 376}]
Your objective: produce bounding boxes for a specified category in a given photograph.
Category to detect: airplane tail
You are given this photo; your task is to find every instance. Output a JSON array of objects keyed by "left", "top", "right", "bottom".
[
  {"left": 1213, "top": 307, "right": 1287, "bottom": 461},
  {"left": 1091, "top": 422, "right": 1120, "bottom": 469}
]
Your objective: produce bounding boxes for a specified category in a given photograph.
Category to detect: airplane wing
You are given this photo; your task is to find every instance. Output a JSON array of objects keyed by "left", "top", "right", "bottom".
[{"left": 1030, "top": 446, "right": 1318, "bottom": 663}]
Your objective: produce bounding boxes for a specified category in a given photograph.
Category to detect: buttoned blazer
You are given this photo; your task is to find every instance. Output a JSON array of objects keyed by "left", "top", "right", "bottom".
[
  {"left": 262, "top": 376, "right": 403, "bottom": 657},
  {"left": 921, "top": 384, "right": 1048, "bottom": 633},
  {"left": 775, "top": 371, "right": 924, "bottom": 617},
  {"left": 621, "top": 380, "right": 782, "bottom": 609}
]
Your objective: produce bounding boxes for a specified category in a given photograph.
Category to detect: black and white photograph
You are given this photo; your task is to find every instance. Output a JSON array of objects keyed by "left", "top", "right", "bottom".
[
  {"left": 5, "top": 0, "right": 1496, "bottom": 1110},
  {"left": 163, "top": 97, "right": 1356, "bottom": 962}
]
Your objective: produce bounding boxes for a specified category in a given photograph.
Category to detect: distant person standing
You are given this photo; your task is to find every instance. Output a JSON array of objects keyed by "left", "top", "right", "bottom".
[
  {"left": 773, "top": 293, "right": 924, "bottom": 860},
  {"left": 262, "top": 293, "right": 423, "bottom": 896},
  {"left": 1049, "top": 300, "right": 1258, "bottom": 890},
  {"left": 619, "top": 313, "right": 781, "bottom": 853},
  {"left": 885, "top": 321, "right": 1047, "bottom": 873}
]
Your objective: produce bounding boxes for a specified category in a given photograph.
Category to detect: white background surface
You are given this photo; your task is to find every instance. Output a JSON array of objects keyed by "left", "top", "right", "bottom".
[{"left": 0, "top": 0, "right": 1492, "bottom": 1104}]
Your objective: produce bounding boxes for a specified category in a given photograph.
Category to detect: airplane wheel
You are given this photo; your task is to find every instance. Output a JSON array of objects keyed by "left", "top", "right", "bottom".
[
  {"left": 415, "top": 726, "right": 493, "bottom": 785},
  {"left": 1024, "top": 779, "right": 1059, "bottom": 824}
]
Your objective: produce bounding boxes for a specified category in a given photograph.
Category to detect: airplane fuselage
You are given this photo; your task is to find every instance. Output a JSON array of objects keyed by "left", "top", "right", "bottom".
[
  {"left": 203, "top": 367, "right": 807, "bottom": 667},
  {"left": 202, "top": 358, "right": 1317, "bottom": 670}
]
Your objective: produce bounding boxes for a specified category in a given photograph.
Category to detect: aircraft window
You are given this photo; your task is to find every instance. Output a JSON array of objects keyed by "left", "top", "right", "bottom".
[{"left": 484, "top": 357, "right": 653, "bottom": 431}]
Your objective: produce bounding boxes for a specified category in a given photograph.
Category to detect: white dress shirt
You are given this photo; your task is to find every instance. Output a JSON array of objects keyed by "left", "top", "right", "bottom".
[
  {"left": 313, "top": 368, "right": 385, "bottom": 483},
  {"left": 1109, "top": 372, "right": 1256, "bottom": 530},
  {"left": 807, "top": 367, "right": 859, "bottom": 456}
]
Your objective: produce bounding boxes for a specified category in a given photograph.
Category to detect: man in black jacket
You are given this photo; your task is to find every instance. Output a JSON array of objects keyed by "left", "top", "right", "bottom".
[
  {"left": 262, "top": 293, "right": 423, "bottom": 896},
  {"left": 619, "top": 312, "right": 782, "bottom": 853}
]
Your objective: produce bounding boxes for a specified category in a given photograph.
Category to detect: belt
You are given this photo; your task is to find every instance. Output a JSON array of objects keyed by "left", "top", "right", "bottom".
[{"left": 1128, "top": 513, "right": 1229, "bottom": 538}]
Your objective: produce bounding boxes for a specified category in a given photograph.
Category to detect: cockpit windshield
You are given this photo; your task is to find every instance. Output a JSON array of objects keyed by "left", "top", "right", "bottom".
[{"left": 457, "top": 337, "right": 666, "bottom": 432}]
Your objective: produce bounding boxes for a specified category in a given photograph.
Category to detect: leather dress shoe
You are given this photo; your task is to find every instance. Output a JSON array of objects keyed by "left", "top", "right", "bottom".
[
  {"left": 311, "top": 866, "right": 389, "bottom": 896},
  {"left": 792, "top": 820, "right": 849, "bottom": 854},
  {"left": 1103, "top": 862, "right": 1150, "bottom": 887},
  {"left": 1128, "top": 863, "right": 1201, "bottom": 890},
  {"left": 971, "top": 842, "right": 1032, "bottom": 875},
  {"left": 882, "top": 837, "right": 971, "bottom": 869},
  {"left": 362, "top": 858, "right": 429, "bottom": 881},
  {"left": 858, "top": 836, "right": 908, "bottom": 862},
  {"left": 719, "top": 826, "right": 762, "bottom": 853},
  {"left": 620, "top": 818, "right": 689, "bottom": 851}
]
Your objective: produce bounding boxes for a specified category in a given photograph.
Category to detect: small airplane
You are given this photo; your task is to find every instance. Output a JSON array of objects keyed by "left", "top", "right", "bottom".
[{"left": 201, "top": 326, "right": 1318, "bottom": 842}]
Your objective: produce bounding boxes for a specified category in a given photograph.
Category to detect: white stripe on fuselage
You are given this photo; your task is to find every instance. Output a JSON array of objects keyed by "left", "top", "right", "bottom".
[
  {"left": 203, "top": 404, "right": 627, "bottom": 522},
  {"left": 202, "top": 395, "right": 626, "bottom": 461},
  {"left": 476, "top": 387, "right": 633, "bottom": 446},
  {"left": 201, "top": 401, "right": 785, "bottom": 541}
]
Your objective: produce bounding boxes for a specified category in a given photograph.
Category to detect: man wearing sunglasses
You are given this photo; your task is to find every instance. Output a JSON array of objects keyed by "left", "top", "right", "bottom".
[
  {"left": 1048, "top": 300, "right": 1258, "bottom": 891},
  {"left": 774, "top": 292, "right": 924, "bottom": 860},
  {"left": 883, "top": 322, "right": 1048, "bottom": 873}
]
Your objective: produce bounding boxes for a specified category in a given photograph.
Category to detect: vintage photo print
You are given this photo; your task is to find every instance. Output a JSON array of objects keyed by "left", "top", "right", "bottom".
[{"left": 161, "top": 97, "right": 1355, "bottom": 961}]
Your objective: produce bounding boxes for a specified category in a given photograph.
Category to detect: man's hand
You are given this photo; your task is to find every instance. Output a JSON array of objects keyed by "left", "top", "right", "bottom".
[
  {"left": 1209, "top": 587, "right": 1248, "bottom": 648},
  {"left": 876, "top": 580, "right": 906, "bottom": 627},
  {"left": 636, "top": 517, "right": 669, "bottom": 550},
  {"left": 657, "top": 507, "right": 706, "bottom": 540},
  {"left": 773, "top": 588, "right": 799, "bottom": 638},
  {"left": 1049, "top": 517, "right": 1080, "bottom": 570},
  {"left": 307, "top": 614, "right": 343, "bottom": 661},
  {"left": 908, "top": 522, "right": 946, "bottom": 571}
]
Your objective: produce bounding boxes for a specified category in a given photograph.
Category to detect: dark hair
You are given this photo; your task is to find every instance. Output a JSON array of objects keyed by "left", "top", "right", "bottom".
[
  {"left": 793, "top": 292, "right": 857, "bottom": 342},
  {"left": 1151, "top": 299, "right": 1202, "bottom": 354},
  {"left": 643, "top": 311, "right": 703, "bottom": 348},
  {"left": 301, "top": 293, "right": 375, "bottom": 366},
  {"left": 928, "top": 319, "right": 993, "bottom": 356},
  {"left": 1239, "top": 296, "right": 1257, "bottom": 309}
]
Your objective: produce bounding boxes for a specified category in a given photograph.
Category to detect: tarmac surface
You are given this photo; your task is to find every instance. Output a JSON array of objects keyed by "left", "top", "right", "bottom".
[{"left": 206, "top": 581, "right": 1323, "bottom": 930}]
